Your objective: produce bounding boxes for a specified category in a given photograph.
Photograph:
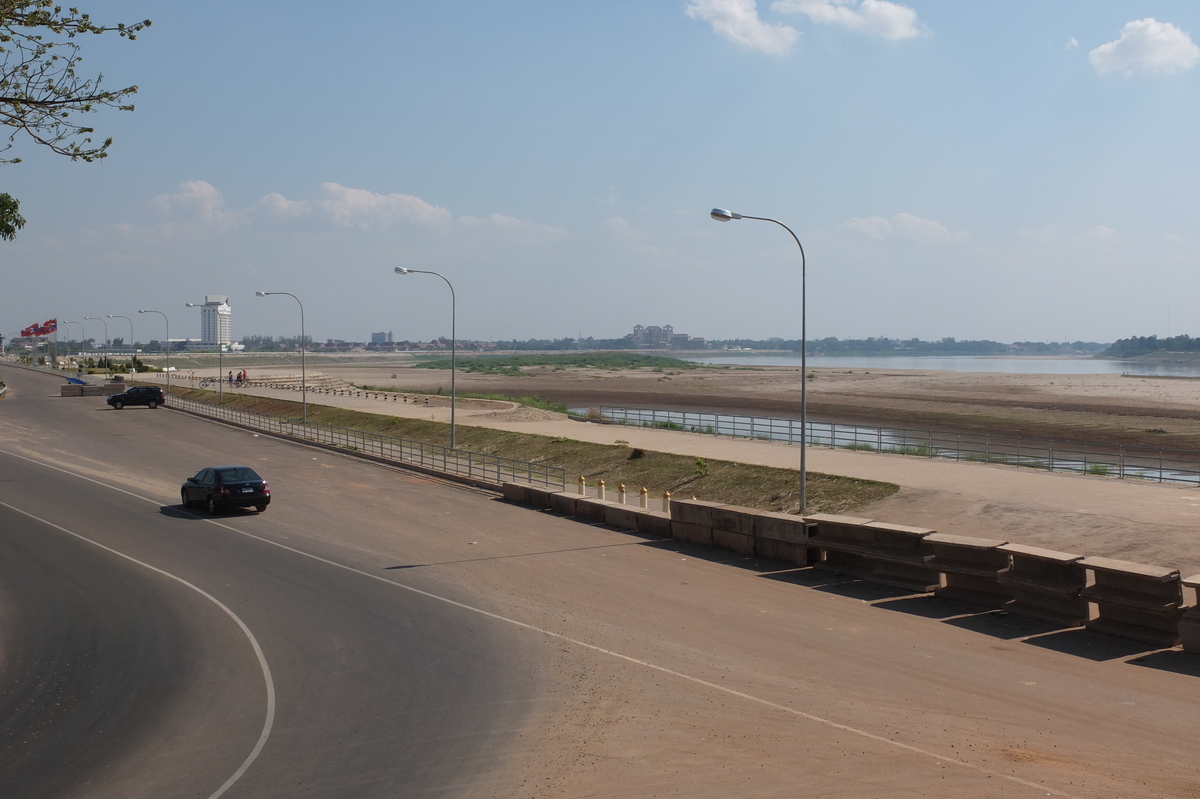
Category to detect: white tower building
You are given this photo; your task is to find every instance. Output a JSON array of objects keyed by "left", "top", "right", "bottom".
[{"left": 200, "top": 295, "right": 231, "bottom": 350}]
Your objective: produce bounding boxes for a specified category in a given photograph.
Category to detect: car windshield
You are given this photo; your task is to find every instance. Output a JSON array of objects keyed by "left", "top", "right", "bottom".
[{"left": 216, "top": 467, "right": 261, "bottom": 482}]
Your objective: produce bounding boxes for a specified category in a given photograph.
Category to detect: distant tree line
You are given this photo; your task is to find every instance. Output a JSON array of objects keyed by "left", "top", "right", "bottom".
[
  {"left": 1100, "top": 335, "right": 1200, "bottom": 358},
  {"left": 711, "top": 337, "right": 1106, "bottom": 356}
]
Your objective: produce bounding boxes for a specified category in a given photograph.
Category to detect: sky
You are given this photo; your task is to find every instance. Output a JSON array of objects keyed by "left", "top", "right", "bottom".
[{"left": 1, "top": 1, "right": 1198, "bottom": 345}]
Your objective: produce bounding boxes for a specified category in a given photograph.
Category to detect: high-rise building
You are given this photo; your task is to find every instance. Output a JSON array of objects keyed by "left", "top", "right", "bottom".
[{"left": 199, "top": 295, "right": 231, "bottom": 350}]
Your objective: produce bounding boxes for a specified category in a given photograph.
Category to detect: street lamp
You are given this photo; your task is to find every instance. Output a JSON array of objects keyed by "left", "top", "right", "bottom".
[
  {"left": 393, "top": 267, "right": 457, "bottom": 449},
  {"left": 255, "top": 291, "right": 306, "bottom": 422},
  {"left": 139, "top": 309, "right": 170, "bottom": 395},
  {"left": 711, "top": 208, "right": 809, "bottom": 512},
  {"left": 186, "top": 302, "right": 223, "bottom": 403},
  {"left": 107, "top": 314, "right": 135, "bottom": 374},
  {"left": 83, "top": 316, "right": 109, "bottom": 377},
  {"left": 62, "top": 320, "right": 85, "bottom": 360}
]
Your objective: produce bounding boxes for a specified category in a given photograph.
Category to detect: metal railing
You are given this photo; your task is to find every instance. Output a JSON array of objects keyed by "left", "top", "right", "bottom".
[
  {"left": 591, "top": 406, "right": 1200, "bottom": 487},
  {"left": 171, "top": 395, "right": 566, "bottom": 489}
]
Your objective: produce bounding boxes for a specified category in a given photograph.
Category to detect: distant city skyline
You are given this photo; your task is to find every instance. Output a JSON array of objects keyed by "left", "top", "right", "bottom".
[{"left": 2, "top": 2, "right": 1197, "bottom": 344}]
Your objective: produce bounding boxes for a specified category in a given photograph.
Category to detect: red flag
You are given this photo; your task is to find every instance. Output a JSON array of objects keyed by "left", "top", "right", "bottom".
[
  {"left": 42, "top": 319, "right": 57, "bottom": 334},
  {"left": 20, "top": 325, "right": 34, "bottom": 337}
]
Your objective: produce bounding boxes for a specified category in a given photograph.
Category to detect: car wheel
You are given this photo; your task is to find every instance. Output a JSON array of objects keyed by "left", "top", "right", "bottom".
[
  {"left": 207, "top": 495, "right": 218, "bottom": 515},
  {"left": 255, "top": 503, "right": 267, "bottom": 513},
  {"left": 181, "top": 488, "right": 191, "bottom": 508},
  {"left": 112, "top": 400, "right": 123, "bottom": 409},
  {"left": 148, "top": 400, "right": 158, "bottom": 409}
]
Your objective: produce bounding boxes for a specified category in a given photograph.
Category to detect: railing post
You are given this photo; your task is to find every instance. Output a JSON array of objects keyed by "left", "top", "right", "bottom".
[
  {"left": 597, "top": 479, "right": 606, "bottom": 501},
  {"left": 618, "top": 483, "right": 626, "bottom": 504},
  {"left": 640, "top": 486, "right": 649, "bottom": 508},
  {"left": 578, "top": 475, "right": 586, "bottom": 496},
  {"left": 662, "top": 491, "right": 671, "bottom": 513}
]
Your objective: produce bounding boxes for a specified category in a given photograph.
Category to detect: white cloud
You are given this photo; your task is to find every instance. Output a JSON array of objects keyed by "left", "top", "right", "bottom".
[
  {"left": 255, "top": 192, "right": 312, "bottom": 220},
  {"left": 842, "top": 212, "right": 965, "bottom": 243},
  {"left": 312, "top": 182, "right": 452, "bottom": 228},
  {"left": 152, "top": 180, "right": 230, "bottom": 223},
  {"left": 1065, "top": 37, "right": 1078, "bottom": 51},
  {"left": 1089, "top": 18, "right": 1199, "bottom": 77},
  {"left": 1017, "top": 224, "right": 1119, "bottom": 245},
  {"left": 772, "top": 0, "right": 924, "bottom": 40},
  {"left": 685, "top": 0, "right": 800, "bottom": 56},
  {"left": 458, "top": 212, "right": 568, "bottom": 242},
  {"left": 1083, "top": 225, "right": 1119, "bottom": 242}
]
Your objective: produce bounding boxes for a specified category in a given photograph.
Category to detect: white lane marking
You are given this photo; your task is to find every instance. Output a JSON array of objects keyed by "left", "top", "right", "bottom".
[
  {"left": 0, "top": 496, "right": 276, "bottom": 799},
  {"left": 0, "top": 447, "right": 1073, "bottom": 797}
]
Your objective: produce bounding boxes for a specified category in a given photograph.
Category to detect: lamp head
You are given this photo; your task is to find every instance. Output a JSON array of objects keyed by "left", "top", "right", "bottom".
[
  {"left": 710, "top": 208, "right": 741, "bottom": 222},
  {"left": 106, "top": 314, "right": 115, "bottom": 318},
  {"left": 394, "top": 267, "right": 410, "bottom": 275},
  {"left": 255, "top": 291, "right": 267, "bottom": 297},
  {"left": 138, "top": 309, "right": 146, "bottom": 314},
  {"left": 186, "top": 303, "right": 198, "bottom": 308}
]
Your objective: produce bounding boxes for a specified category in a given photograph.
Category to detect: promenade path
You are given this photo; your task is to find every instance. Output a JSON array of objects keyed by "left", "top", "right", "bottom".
[{"left": 153, "top": 372, "right": 1200, "bottom": 576}]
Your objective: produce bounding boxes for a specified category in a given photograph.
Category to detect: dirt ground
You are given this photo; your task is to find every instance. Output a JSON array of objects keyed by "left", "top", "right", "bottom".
[{"left": 298, "top": 359, "right": 1200, "bottom": 449}]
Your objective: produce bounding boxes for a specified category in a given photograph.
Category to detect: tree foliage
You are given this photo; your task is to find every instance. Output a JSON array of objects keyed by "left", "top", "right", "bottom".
[
  {"left": 1, "top": 2, "right": 150, "bottom": 163},
  {"left": 0, "top": 189, "right": 22, "bottom": 239}
]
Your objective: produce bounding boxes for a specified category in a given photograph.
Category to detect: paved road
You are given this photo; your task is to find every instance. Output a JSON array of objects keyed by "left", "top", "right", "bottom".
[
  {"left": 4, "top": 364, "right": 1200, "bottom": 798},
  {"left": 0, "top": 366, "right": 543, "bottom": 797}
]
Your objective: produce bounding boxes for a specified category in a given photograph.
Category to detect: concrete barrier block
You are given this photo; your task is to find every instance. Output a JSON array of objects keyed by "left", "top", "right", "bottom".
[
  {"left": 672, "top": 521, "right": 713, "bottom": 547},
  {"left": 59, "top": 385, "right": 84, "bottom": 397},
  {"left": 808, "top": 513, "right": 875, "bottom": 579},
  {"left": 862, "top": 522, "right": 940, "bottom": 593},
  {"left": 998, "top": 543, "right": 1088, "bottom": 627},
  {"left": 635, "top": 510, "right": 673, "bottom": 538},
  {"left": 1080, "top": 556, "right": 1183, "bottom": 647},
  {"left": 549, "top": 491, "right": 580, "bottom": 516},
  {"left": 926, "top": 533, "right": 1012, "bottom": 608},
  {"left": 712, "top": 528, "right": 755, "bottom": 556},
  {"left": 501, "top": 482, "right": 528, "bottom": 504},
  {"left": 1180, "top": 575, "right": 1200, "bottom": 655},
  {"left": 670, "top": 498, "right": 725, "bottom": 528},
  {"left": 575, "top": 497, "right": 613, "bottom": 522},
  {"left": 753, "top": 511, "right": 811, "bottom": 545},
  {"left": 710, "top": 504, "right": 755, "bottom": 536},
  {"left": 755, "top": 537, "right": 808, "bottom": 568},
  {"left": 604, "top": 505, "right": 641, "bottom": 531},
  {"left": 807, "top": 513, "right": 875, "bottom": 545},
  {"left": 523, "top": 486, "right": 554, "bottom": 510}
]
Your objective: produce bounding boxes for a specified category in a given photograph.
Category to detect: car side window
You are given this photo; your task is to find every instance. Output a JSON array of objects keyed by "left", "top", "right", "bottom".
[{"left": 193, "top": 469, "right": 210, "bottom": 483}]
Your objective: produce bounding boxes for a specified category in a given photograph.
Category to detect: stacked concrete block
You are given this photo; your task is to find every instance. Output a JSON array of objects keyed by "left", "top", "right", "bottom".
[
  {"left": 603, "top": 503, "right": 642, "bottom": 531},
  {"left": 501, "top": 482, "right": 528, "bottom": 504},
  {"left": 1080, "top": 557, "right": 1184, "bottom": 647},
  {"left": 860, "top": 522, "right": 940, "bottom": 592},
  {"left": 1180, "top": 575, "right": 1200, "bottom": 654},
  {"left": 925, "top": 533, "right": 1013, "bottom": 608},
  {"left": 60, "top": 384, "right": 83, "bottom": 396},
  {"left": 753, "top": 510, "right": 813, "bottom": 568},
  {"left": 806, "top": 513, "right": 877, "bottom": 579},
  {"left": 574, "top": 496, "right": 615, "bottom": 523},
  {"left": 709, "top": 504, "right": 757, "bottom": 555},
  {"left": 634, "top": 509, "right": 673, "bottom": 538},
  {"left": 997, "top": 544, "right": 1089, "bottom": 627},
  {"left": 669, "top": 498, "right": 722, "bottom": 547},
  {"left": 548, "top": 491, "right": 580, "bottom": 516}
]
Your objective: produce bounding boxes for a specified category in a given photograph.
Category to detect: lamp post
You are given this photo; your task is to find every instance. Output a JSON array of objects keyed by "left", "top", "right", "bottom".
[
  {"left": 255, "top": 291, "right": 306, "bottom": 422},
  {"left": 62, "top": 320, "right": 85, "bottom": 360},
  {"left": 186, "top": 302, "right": 223, "bottom": 403},
  {"left": 394, "top": 267, "right": 456, "bottom": 449},
  {"left": 84, "top": 316, "right": 109, "bottom": 377},
  {"left": 139, "top": 309, "right": 170, "bottom": 395},
  {"left": 107, "top": 314, "right": 135, "bottom": 374},
  {"left": 710, "top": 208, "right": 809, "bottom": 512}
]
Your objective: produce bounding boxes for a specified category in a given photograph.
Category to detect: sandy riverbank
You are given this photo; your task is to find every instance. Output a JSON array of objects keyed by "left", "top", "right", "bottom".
[{"left": 250, "top": 360, "right": 1200, "bottom": 449}]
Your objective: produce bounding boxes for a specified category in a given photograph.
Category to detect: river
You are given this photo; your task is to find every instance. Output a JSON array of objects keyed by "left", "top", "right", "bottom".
[{"left": 679, "top": 353, "right": 1200, "bottom": 377}]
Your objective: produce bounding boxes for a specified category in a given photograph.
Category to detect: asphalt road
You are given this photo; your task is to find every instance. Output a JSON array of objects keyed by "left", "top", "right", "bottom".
[
  {"left": 0, "top": 366, "right": 544, "bottom": 798},
  {"left": 3, "top": 363, "right": 1200, "bottom": 798}
]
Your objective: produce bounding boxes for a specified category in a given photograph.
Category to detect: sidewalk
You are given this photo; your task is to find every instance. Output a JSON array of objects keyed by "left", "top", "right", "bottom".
[{"left": 148, "top": 372, "right": 1200, "bottom": 576}]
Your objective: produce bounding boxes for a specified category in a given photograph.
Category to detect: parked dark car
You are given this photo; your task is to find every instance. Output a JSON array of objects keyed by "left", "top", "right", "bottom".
[
  {"left": 181, "top": 466, "right": 271, "bottom": 514},
  {"left": 107, "top": 385, "right": 166, "bottom": 409}
]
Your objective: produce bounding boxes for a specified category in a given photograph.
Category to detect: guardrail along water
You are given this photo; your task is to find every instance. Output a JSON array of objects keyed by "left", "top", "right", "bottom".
[{"left": 588, "top": 407, "right": 1200, "bottom": 487}]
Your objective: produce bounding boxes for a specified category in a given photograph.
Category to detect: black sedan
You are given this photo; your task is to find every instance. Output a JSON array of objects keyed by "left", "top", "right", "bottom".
[
  {"left": 107, "top": 385, "right": 166, "bottom": 409},
  {"left": 181, "top": 466, "right": 271, "bottom": 514}
]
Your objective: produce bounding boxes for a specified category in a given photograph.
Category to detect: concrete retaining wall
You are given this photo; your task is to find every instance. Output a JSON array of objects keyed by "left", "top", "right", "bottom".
[
  {"left": 1080, "top": 557, "right": 1184, "bottom": 647},
  {"left": 499, "top": 481, "right": 1199, "bottom": 652}
]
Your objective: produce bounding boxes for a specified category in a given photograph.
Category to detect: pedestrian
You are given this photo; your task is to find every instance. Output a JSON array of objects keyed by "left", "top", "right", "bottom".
[{"left": 228, "top": 371, "right": 234, "bottom": 385}]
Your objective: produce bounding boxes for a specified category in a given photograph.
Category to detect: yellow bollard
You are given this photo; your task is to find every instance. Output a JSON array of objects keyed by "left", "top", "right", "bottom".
[
  {"left": 578, "top": 475, "right": 586, "bottom": 496},
  {"left": 662, "top": 491, "right": 671, "bottom": 513},
  {"left": 640, "top": 486, "right": 649, "bottom": 508},
  {"left": 618, "top": 483, "right": 627, "bottom": 505},
  {"left": 597, "top": 479, "right": 606, "bottom": 501}
]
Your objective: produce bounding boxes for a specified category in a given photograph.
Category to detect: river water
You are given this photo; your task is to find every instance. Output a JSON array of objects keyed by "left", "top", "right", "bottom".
[{"left": 680, "top": 353, "right": 1200, "bottom": 377}]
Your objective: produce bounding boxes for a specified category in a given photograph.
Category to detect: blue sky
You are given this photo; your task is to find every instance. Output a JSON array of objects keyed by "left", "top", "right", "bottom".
[{"left": 2, "top": 1, "right": 1198, "bottom": 345}]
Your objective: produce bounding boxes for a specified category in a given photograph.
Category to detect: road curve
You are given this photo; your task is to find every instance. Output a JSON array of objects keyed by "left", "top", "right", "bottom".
[{"left": 0, "top": 366, "right": 545, "bottom": 797}]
